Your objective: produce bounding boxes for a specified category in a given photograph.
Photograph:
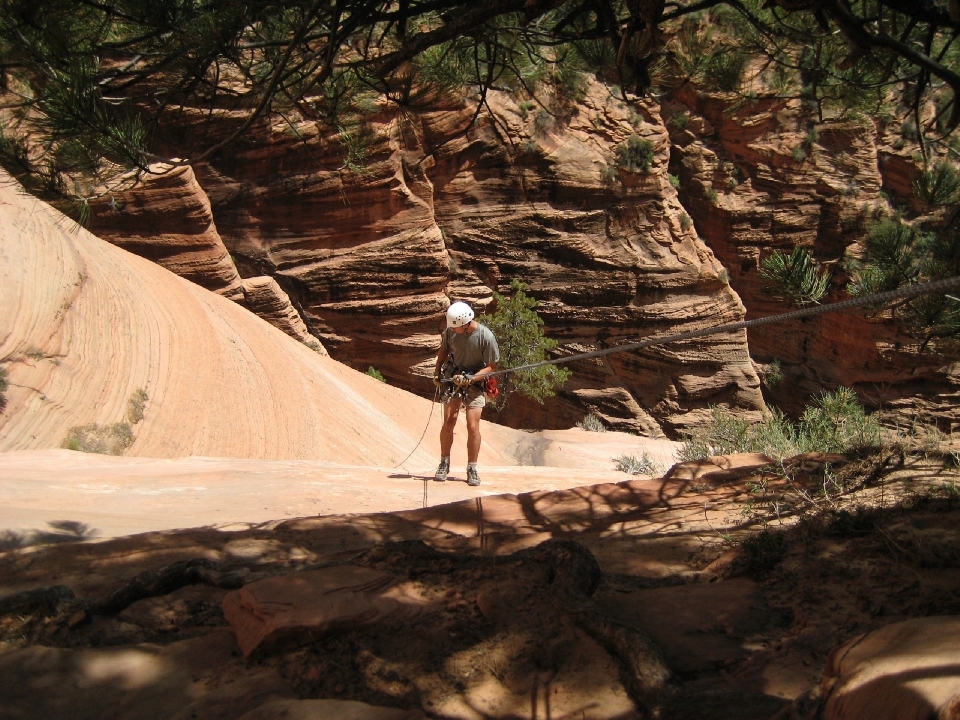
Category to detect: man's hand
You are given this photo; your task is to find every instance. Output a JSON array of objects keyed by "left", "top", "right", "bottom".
[
  {"left": 452, "top": 373, "right": 473, "bottom": 387},
  {"left": 432, "top": 373, "right": 442, "bottom": 388}
]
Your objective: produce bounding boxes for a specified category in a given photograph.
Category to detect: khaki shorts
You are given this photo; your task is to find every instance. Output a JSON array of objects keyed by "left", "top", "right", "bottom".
[{"left": 462, "top": 384, "right": 486, "bottom": 409}]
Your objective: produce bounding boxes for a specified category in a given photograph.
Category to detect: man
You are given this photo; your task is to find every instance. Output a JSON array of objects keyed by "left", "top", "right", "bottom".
[{"left": 433, "top": 301, "right": 500, "bottom": 486}]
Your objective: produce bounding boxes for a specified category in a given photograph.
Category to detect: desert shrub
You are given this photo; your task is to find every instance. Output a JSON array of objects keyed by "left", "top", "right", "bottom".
[
  {"left": 680, "top": 212, "right": 693, "bottom": 230},
  {"left": 576, "top": 413, "right": 606, "bottom": 432},
  {"left": 763, "top": 359, "right": 783, "bottom": 386},
  {"left": 614, "top": 453, "right": 664, "bottom": 476},
  {"left": 366, "top": 366, "right": 387, "bottom": 383},
  {"left": 126, "top": 387, "right": 148, "bottom": 424},
  {"left": 676, "top": 389, "right": 878, "bottom": 462},
  {"left": 797, "top": 387, "right": 881, "bottom": 453},
  {"left": 479, "top": 280, "right": 571, "bottom": 412},
  {"left": 24, "top": 346, "right": 43, "bottom": 360},
  {"left": 705, "top": 187, "right": 719, "bottom": 204},
  {"left": 305, "top": 340, "right": 324, "bottom": 353},
  {"left": 62, "top": 422, "right": 134, "bottom": 455},
  {"left": 669, "top": 112, "right": 690, "bottom": 130},
  {"left": 669, "top": 173, "right": 680, "bottom": 189},
  {"left": 600, "top": 164, "right": 619, "bottom": 184},
  {"left": 0, "top": 365, "right": 7, "bottom": 409},
  {"left": 614, "top": 135, "right": 654, "bottom": 173}
]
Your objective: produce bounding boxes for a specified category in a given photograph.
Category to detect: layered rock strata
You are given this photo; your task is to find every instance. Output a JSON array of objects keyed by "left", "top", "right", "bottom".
[
  {"left": 89, "top": 163, "right": 244, "bottom": 301},
  {"left": 667, "top": 87, "right": 960, "bottom": 427},
  {"left": 182, "top": 82, "right": 764, "bottom": 436}
]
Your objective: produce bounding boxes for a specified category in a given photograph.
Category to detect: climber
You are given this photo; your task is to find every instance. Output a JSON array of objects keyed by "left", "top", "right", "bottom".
[{"left": 432, "top": 300, "right": 500, "bottom": 487}]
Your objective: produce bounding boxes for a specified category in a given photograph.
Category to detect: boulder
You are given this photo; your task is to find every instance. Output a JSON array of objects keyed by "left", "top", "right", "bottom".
[
  {"left": 222, "top": 566, "right": 434, "bottom": 658},
  {"left": 820, "top": 616, "right": 960, "bottom": 720}
]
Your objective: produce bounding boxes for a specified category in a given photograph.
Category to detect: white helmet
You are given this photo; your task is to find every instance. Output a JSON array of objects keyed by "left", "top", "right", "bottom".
[{"left": 446, "top": 301, "right": 475, "bottom": 328}]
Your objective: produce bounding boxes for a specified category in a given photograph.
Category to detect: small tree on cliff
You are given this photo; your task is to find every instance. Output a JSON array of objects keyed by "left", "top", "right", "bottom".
[{"left": 480, "top": 280, "right": 571, "bottom": 414}]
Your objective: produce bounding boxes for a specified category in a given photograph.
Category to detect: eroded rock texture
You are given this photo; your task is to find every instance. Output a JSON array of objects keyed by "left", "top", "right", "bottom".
[
  {"left": 89, "top": 163, "right": 244, "bottom": 301},
  {"left": 88, "top": 78, "right": 958, "bottom": 435},
  {"left": 668, "top": 86, "right": 960, "bottom": 427},
  {"left": 148, "top": 81, "right": 762, "bottom": 437}
]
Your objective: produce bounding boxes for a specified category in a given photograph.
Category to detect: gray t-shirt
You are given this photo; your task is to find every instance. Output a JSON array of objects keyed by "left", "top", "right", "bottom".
[{"left": 443, "top": 323, "right": 500, "bottom": 373}]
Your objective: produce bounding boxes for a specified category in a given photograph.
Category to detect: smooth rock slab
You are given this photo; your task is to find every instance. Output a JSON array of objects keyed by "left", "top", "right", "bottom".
[
  {"left": 821, "top": 616, "right": 960, "bottom": 720},
  {"left": 222, "top": 565, "right": 434, "bottom": 658}
]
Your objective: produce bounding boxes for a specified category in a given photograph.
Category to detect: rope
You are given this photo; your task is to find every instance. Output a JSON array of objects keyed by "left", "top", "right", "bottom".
[
  {"left": 468, "top": 275, "right": 960, "bottom": 380},
  {"left": 393, "top": 385, "right": 442, "bottom": 510}
]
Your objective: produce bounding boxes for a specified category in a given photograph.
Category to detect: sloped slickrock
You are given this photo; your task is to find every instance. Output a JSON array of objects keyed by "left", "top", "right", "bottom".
[
  {"left": 820, "top": 616, "right": 960, "bottom": 720},
  {"left": 668, "top": 86, "right": 960, "bottom": 427},
  {"left": 88, "top": 163, "right": 244, "bottom": 301},
  {"left": 237, "top": 699, "right": 427, "bottom": 720},
  {"left": 241, "top": 275, "right": 326, "bottom": 351},
  {"left": 0, "top": 170, "right": 441, "bottom": 464},
  {"left": 222, "top": 565, "right": 435, "bottom": 658}
]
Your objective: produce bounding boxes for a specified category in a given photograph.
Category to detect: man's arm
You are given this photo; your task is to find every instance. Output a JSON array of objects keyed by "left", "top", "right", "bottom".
[
  {"left": 471, "top": 362, "right": 497, "bottom": 381},
  {"left": 435, "top": 346, "right": 449, "bottom": 376}
]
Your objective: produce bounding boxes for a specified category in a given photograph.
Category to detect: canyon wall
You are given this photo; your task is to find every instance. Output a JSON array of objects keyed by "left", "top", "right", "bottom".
[
  {"left": 84, "top": 78, "right": 958, "bottom": 436},
  {"left": 667, "top": 86, "right": 959, "bottom": 428}
]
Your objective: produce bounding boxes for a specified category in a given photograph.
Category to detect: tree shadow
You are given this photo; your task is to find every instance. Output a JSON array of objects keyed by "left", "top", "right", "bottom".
[{"left": 0, "top": 520, "right": 99, "bottom": 549}]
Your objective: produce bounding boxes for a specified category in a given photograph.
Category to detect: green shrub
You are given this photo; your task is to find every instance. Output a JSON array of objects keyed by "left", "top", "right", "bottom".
[
  {"left": 912, "top": 161, "right": 960, "bottom": 207},
  {"left": 576, "top": 413, "right": 606, "bottom": 432},
  {"left": 739, "top": 529, "right": 787, "bottom": 576},
  {"left": 62, "top": 422, "right": 135, "bottom": 455},
  {"left": 614, "top": 135, "right": 654, "bottom": 173},
  {"left": 759, "top": 247, "right": 830, "bottom": 306},
  {"left": 705, "top": 48, "right": 748, "bottom": 92},
  {"left": 680, "top": 212, "right": 693, "bottom": 230},
  {"left": 0, "top": 365, "right": 7, "bottom": 408},
  {"left": 676, "top": 389, "right": 878, "bottom": 462},
  {"left": 669, "top": 113, "right": 690, "bottom": 130},
  {"left": 669, "top": 173, "right": 681, "bottom": 189},
  {"left": 366, "top": 366, "right": 387, "bottom": 383},
  {"left": 764, "top": 359, "right": 783, "bottom": 386},
  {"left": 705, "top": 187, "right": 719, "bottom": 205},
  {"left": 798, "top": 387, "right": 881, "bottom": 453}
]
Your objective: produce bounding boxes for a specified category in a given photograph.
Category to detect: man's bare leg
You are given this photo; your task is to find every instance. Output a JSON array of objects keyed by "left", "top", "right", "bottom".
[
  {"left": 440, "top": 399, "right": 462, "bottom": 458},
  {"left": 465, "top": 405, "right": 482, "bottom": 463}
]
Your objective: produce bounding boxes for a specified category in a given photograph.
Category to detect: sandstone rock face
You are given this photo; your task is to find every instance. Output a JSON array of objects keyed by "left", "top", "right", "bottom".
[
  {"left": 89, "top": 163, "right": 245, "bottom": 301},
  {"left": 72, "top": 77, "right": 957, "bottom": 434},
  {"left": 0, "top": 171, "right": 448, "bottom": 465},
  {"left": 241, "top": 276, "right": 326, "bottom": 352},
  {"left": 183, "top": 81, "right": 764, "bottom": 437},
  {"left": 820, "top": 616, "right": 960, "bottom": 720},
  {"left": 222, "top": 566, "right": 434, "bottom": 658},
  {"left": 668, "top": 87, "right": 960, "bottom": 426}
]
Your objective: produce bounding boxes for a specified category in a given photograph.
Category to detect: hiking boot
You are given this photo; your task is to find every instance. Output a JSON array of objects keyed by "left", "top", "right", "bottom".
[
  {"left": 466, "top": 466, "right": 481, "bottom": 487},
  {"left": 434, "top": 458, "right": 450, "bottom": 482}
]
